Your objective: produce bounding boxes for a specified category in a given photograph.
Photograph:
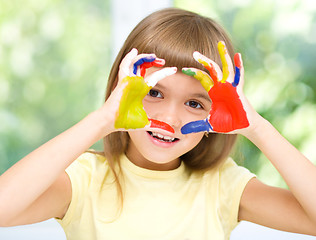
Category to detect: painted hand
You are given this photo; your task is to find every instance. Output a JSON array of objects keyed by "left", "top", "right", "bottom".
[
  {"left": 114, "top": 48, "right": 177, "bottom": 132},
  {"left": 181, "top": 41, "right": 249, "bottom": 134}
]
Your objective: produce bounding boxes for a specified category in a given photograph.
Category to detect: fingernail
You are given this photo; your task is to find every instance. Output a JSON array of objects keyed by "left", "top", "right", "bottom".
[
  {"left": 193, "top": 51, "right": 201, "bottom": 59},
  {"left": 166, "top": 67, "right": 177, "bottom": 75},
  {"left": 234, "top": 53, "right": 242, "bottom": 68},
  {"left": 131, "top": 48, "right": 138, "bottom": 54}
]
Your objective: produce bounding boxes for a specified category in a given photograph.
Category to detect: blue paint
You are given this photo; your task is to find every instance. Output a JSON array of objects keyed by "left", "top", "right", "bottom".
[
  {"left": 232, "top": 66, "right": 240, "bottom": 87},
  {"left": 133, "top": 56, "right": 156, "bottom": 75},
  {"left": 181, "top": 119, "right": 213, "bottom": 134}
]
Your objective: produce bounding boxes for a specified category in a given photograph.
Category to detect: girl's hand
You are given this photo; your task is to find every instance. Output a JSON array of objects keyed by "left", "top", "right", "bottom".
[
  {"left": 181, "top": 41, "right": 255, "bottom": 134},
  {"left": 103, "top": 48, "right": 177, "bottom": 133}
]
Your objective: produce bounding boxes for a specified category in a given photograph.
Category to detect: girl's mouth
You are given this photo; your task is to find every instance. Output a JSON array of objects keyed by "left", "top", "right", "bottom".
[{"left": 147, "top": 131, "right": 179, "bottom": 143}]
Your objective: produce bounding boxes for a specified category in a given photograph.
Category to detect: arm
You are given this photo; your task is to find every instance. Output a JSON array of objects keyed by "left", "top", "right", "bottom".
[
  {"left": 181, "top": 42, "right": 316, "bottom": 235},
  {"left": 239, "top": 116, "right": 316, "bottom": 235},
  {"left": 0, "top": 49, "right": 176, "bottom": 226},
  {"left": 0, "top": 108, "right": 110, "bottom": 226}
]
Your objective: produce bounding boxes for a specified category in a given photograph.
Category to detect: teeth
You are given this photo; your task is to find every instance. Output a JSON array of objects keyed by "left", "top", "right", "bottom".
[
  {"left": 151, "top": 132, "right": 176, "bottom": 142},
  {"left": 157, "top": 133, "right": 164, "bottom": 139},
  {"left": 163, "top": 135, "right": 173, "bottom": 141}
]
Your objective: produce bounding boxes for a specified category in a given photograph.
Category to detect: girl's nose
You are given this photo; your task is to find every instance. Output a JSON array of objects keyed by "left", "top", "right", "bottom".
[{"left": 154, "top": 104, "right": 182, "bottom": 130}]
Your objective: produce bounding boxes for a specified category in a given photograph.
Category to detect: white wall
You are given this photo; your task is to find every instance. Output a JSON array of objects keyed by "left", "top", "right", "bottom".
[{"left": 111, "top": 0, "right": 172, "bottom": 59}]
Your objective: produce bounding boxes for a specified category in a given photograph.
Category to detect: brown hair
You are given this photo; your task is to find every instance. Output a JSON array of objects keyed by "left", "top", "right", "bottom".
[{"left": 102, "top": 7, "right": 237, "bottom": 206}]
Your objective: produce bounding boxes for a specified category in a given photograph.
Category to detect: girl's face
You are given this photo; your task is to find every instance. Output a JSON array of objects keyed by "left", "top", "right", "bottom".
[{"left": 126, "top": 69, "right": 212, "bottom": 170}]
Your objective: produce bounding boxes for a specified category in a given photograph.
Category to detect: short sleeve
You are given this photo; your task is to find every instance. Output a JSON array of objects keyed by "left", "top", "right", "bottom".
[
  {"left": 218, "top": 158, "right": 256, "bottom": 235},
  {"left": 56, "top": 152, "right": 105, "bottom": 227}
]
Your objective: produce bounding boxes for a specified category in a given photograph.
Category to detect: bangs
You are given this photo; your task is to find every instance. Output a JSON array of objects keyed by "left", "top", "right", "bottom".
[{"left": 142, "top": 25, "right": 207, "bottom": 71}]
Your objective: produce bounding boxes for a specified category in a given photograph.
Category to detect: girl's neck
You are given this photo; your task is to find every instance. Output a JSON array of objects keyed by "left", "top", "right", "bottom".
[{"left": 125, "top": 146, "right": 181, "bottom": 171}]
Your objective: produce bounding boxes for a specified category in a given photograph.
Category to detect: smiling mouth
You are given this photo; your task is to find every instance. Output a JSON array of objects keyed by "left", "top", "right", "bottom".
[{"left": 148, "top": 131, "right": 179, "bottom": 143}]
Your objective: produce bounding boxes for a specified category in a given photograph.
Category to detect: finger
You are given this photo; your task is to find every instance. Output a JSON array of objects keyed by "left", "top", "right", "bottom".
[
  {"left": 181, "top": 118, "right": 213, "bottom": 134},
  {"left": 193, "top": 51, "right": 222, "bottom": 81},
  {"left": 217, "top": 41, "right": 234, "bottom": 84},
  {"left": 233, "top": 53, "right": 244, "bottom": 88},
  {"left": 148, "top": 118, "right": 175, "bottom": 133},
  {"left": 145, "top": 67, "right": 177, "bottom": 87},
  {"left": 182, "top": 67, "right": 213, "bottom": 92},
  {"left": 139, "top": 58, "right": 165, "bottom": 77},
  {"left": 132, "top": 54, "right": 164, "bottom": 77},
  {"left": 119, "top": 48, "right": 138, "bottom": 79},
  {"left": 133, "top": 55, "right": 155, "bottom": 75}
]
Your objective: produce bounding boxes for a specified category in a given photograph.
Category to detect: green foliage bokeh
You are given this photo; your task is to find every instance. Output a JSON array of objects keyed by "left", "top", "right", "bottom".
[
  {"left": 1, "top": 0, "right": 316, "bottom": 188},
  {"left": 0, "top": 0, "right": 111, "bottom": 172}
]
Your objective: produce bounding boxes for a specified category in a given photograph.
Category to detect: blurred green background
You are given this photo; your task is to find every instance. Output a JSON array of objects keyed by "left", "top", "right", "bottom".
[{"left": 1, "top": 0, "right": 315, "bottom": 188}]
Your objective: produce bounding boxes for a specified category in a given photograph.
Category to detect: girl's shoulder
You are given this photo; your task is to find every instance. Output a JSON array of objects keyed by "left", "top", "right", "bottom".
[
  {"left": 66, "top": 151, "right": 110, "bottom": 183},
  {"left": 76, "top": 151, "right": 107, "bottom": 167},
  {"left": 188, "top": 157, "right": 255, "bottom": 192},
  {"left": 194, "top": 157, "right": 253, "bottom": 179},
  {"left": 217, "top": 157, "right": 255, "bottom": 184}
]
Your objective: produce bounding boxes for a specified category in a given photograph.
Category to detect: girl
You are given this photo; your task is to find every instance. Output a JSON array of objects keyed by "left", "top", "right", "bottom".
[{"left": 0, "top": 7, "right": 316, "bottom": 240}]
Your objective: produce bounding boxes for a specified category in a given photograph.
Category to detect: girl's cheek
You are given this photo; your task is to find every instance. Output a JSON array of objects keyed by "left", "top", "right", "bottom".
[
  {"left": 142, "top": 99, "right": 156, "bottom": 116},
  {"left": 185, "top": 108, "right": 210, "bottom": 121}
]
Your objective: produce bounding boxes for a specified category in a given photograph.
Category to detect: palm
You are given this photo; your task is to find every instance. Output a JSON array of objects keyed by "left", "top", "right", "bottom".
[
  {"left": 115, "top": 76, "right": 151, "bottom": 129},
  {"left": 208, "top": 82, "right": 248, "bottom": 133},
  {"left": 181, "top": 41, "right": 249, "bottom": 134},
  {"left": 113, "top": 49, "right": 176, "bottom": 133}
]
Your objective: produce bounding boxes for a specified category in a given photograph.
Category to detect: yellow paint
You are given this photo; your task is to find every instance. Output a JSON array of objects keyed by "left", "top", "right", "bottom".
[
  {"left": 115, "top": 76, "right": 151, "bottom": 129},
  {"left": 194, "top": 70, "right": 213, "bottom": 92},
  {"left": 197, "top": 59, "right": 209, "bottom": 68},
  {"left": 192, "top": 59, "right": 214, "bottom": 90},
  {"left": 218, "top": 42, "right": 229, "bottom": 83}
]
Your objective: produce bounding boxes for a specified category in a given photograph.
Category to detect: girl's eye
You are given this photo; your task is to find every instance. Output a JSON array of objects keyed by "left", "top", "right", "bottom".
[
  {"left": 185, "top": 100, "right": 202, "bottom": 109},
  {"left": 148, "top": 89, "right": 162, "bottom": 98}
]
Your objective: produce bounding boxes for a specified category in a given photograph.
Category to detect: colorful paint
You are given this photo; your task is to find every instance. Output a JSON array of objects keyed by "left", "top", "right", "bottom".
[
  {"left": 181, "top": 42, "right": 249, "bottom": 134},
  {"left": 182, "top": 68, "right": 213, "bottom": 92},
  {"left": 233, "top": 53, "right": 241, "bottom": 87},
  {"left": 133, "top": 56, "right": 165, "bottom": 77},
  {"left": 115, "top": 76, "right": 151, "bottom": 129},
  {"left": 115, "top": 56, "right": 174, "bottom": 133},
  {"left": 149, "top": 118, "right": 175, "bottom": 133}
]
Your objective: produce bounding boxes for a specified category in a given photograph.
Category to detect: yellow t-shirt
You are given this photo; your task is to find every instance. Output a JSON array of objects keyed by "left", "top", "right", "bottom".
[{"left": 57, "top": 152, "right": 255, "bottom": 240}]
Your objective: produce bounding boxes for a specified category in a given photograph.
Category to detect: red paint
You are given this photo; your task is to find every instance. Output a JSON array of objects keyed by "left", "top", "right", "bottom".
[
  {"left": 149, "top": 118, "right": 175, "bottom": 133},
  {"left": 234, "top": 53, "right": 241, "bottom": 68},
  {"left": 204, "top": 63, "right": 218, "bottom": 82},
  {"left": 208, "top": 82, "right": 249, "bottom": 133},
  {"left": 140, "top": 59, "right": 165, "bottom": 77}
]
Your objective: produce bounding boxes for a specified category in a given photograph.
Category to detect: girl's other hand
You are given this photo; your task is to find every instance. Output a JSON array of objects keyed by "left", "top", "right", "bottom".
[
  {"left": 181, "top": 41, "right": 258, "bottom": 135},
  {"left": 101, "top": 48, "right": 177, "bottom": 134}
]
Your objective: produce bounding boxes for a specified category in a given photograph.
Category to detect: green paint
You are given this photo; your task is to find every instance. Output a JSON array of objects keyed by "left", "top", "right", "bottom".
[
  {"left": 115, "top": 76, "right": 151, "bottom": 129},
  {"left": 182, "top": 68, "right": 196, "bottom": 77}
]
